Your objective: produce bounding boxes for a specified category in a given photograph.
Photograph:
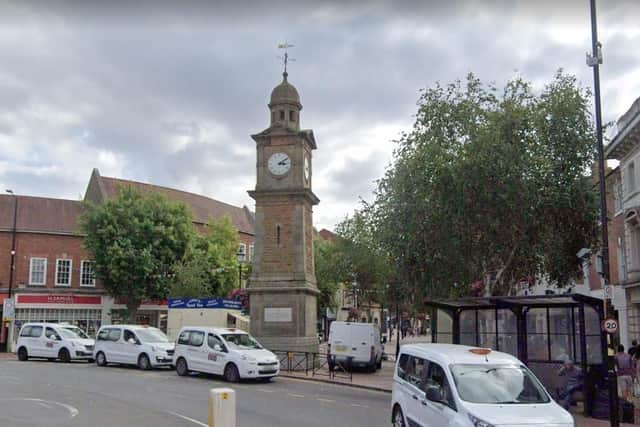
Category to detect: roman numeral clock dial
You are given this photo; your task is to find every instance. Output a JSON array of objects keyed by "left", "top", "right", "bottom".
[{"left": 267, "top": 152, "right": 291, "bottom": 176}]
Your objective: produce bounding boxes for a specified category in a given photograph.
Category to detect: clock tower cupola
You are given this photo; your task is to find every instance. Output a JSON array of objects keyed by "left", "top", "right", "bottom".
[{"left": 269, "top": 72, "right": 302, "bottom": 132}]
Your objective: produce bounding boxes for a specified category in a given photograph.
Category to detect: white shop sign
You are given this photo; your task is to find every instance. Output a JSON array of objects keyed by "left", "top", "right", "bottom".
[{"left": 264, "top": 307, "right": 292, "bottom": 322}]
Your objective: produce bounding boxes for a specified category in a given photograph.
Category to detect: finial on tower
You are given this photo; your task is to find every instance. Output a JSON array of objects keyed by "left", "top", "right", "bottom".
[{"left": 277, "top": 42, "right": 295, "bottom": 75}]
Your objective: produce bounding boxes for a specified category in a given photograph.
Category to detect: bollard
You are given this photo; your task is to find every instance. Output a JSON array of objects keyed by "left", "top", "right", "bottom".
[{"left": 208, "top": 388, "right": 235, "bottom": 427}]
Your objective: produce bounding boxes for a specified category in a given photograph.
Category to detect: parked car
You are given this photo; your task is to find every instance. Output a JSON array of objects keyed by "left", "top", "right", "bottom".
[
  {"left": 391, "top": 343, "right": 574, "bottom": 427},
  {"left": 16, "top": 322, "right": 95, "bottom": 362},
  {"left": 93, "top": 325, "right": 174, "bottom": 370},
  {"left": 328, "top": 321, "right": 383, "bottom": 371},
  {"left": 173, "top": 327, "right": 279, "bottom": 382}
]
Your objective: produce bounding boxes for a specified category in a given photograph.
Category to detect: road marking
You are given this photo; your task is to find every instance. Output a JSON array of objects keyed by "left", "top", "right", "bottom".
[
  {"left": 288, "top": 393, "right": 305, "bottom": 398},
  {"left": 257, "top": 388, "right": 274, "bottom": 393},
  {"left": 350, "top": 403, "right": 370, "bottom": 408},
  {"left": 317, "top": 398, "right": 335, "bottom": 403},
  {"left": 167, "top": 411, "right": 208, "bottom": 427},
  {"left": 0, "top": 398, "right": 79, "bottom": 418}
]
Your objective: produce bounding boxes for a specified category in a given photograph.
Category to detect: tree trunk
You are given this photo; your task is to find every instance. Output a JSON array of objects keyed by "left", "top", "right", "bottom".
[{"left": 126, "top": 301, "right": 139, "bottom": 324}]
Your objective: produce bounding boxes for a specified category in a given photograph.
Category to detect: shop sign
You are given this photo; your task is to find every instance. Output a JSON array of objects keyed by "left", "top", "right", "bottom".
[
  {"left": 168, "top": 297, "right": 242, "bottom": 310},
  {"left": 16, "top": 294, "right": 102, "bottom": 305}
]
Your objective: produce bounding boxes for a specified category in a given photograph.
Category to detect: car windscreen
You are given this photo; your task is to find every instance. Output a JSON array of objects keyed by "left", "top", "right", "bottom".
[
  {"left": 221, "top": 333, "right": 262, "bottom": 350},
  {"left": 450, "top": 364, "right": 550, "bottom": 404},
  {"left": 59, "top": 327, "right": 89, "bottom": 339},
  {"left": 135, "top": 328, "right": 169, "bottom": 343}
]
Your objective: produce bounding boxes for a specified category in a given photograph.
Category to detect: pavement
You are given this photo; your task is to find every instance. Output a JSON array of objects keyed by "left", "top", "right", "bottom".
[{"left": 0, "top": 358, "right": 391, "bottom": 427}]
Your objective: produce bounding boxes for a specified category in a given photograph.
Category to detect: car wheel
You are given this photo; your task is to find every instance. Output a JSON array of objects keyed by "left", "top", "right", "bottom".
[
  {"left": 392, "top": 406, "right": 406, "bottom": 427},
  {"left": 59, "top": 348, "right": 71, "bottom": 363},
  {"left": 17, "top": 347, "right": 28, "bottom": 361},
  {"left": 224, "top": 363, "right": 240, "bottom": 383},
  {"left": 176, "top": 358, "right": 189, "bottom": 376},
  {"left": 138, "top": 353, "right": 152, "bottom": 370},
  {"left": 376, "top": 358, "right": 382, "bottom": 370},
  {"left": 96, "top": 352, "right": 107, "bottom": 367}
]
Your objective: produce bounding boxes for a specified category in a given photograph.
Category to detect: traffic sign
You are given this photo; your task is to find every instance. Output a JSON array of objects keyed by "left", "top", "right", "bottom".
[
  {"left": 2, "top": 298, "right": 15, "bottom": 321},
  {"left": 602, "top": 317, "right": 618, "bottom": 334},
  {"left": 603, "top": 285, "right": 613, "bottom": 300}
]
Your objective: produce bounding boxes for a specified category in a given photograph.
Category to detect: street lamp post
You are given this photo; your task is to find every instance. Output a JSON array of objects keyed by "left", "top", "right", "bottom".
[
  {"left": 586, "top": 2, "right": 618, "bottom": 426},
  {"left": 3, "top": 190, "right": 17, "bottom": 353},
  {"left": 236, "top": 249, "right": 245, "bottom": 289}
]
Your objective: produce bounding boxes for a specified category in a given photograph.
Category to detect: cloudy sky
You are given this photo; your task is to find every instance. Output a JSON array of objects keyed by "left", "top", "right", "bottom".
[{"left": 0, "top": 1, "right": 638, "bottom": 230}]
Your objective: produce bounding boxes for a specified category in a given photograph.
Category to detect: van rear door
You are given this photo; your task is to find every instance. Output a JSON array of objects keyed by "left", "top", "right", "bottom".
[
  {"left": 351, "top": 324, "right": 374, "bottom": 364},
  {"left": 330, "top": 322, "right": 351, "bottom": 358}
]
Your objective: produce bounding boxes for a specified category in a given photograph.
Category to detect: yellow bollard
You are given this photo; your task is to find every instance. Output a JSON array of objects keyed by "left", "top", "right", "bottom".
[{"left": 208, "top": 388, "right": 236, "bottom": 427}]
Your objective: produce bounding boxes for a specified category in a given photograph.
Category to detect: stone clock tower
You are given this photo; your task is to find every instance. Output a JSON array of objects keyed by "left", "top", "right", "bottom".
[{"left": 247, "top": 71, "right": 320, "bottom": 353}]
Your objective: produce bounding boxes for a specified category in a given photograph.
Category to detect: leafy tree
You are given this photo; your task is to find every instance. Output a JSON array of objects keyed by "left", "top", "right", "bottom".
[
  {"left": 314, "top": 237, "right": 344, "bottom": 313},
  {"left": 171, "top": 216, "right": 240, "bottom": 298},
  {"left": 80, "top": 187, "right": 194, "bottom": 321},
  {"left": 371, "top": 71, "right": 599, "bottom": 297}
]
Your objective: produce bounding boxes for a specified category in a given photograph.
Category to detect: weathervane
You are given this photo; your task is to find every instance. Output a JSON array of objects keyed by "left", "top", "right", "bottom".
[{"left": 277, "top": 42, "right": 295, "bottom": 74}]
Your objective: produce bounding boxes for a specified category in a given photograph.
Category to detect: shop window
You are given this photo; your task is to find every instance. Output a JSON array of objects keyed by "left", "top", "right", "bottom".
[
  {"left": 80, "top": 260, "right": 95, "bottom": 286},
  {"left": 29, "top": 257, "right": 47, "bottom": 286},
  {"left": 55, "top": 259, "right": 72, "bottom": 287}
]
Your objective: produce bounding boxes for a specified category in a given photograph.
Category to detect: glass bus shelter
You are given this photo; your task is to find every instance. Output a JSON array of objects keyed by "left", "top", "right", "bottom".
[{"left": 425, "top": 294, "right": 607, "bottom": 415}]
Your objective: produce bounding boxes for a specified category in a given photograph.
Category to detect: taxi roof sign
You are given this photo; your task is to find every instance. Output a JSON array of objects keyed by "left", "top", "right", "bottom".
[{"left": 469, "top": 348, "right": 492, "bottom": 356}]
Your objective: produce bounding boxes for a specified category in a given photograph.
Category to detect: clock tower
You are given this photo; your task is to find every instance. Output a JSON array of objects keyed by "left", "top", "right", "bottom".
[{"left": 247, "top": 71, "right": 320, "bottom": 353}]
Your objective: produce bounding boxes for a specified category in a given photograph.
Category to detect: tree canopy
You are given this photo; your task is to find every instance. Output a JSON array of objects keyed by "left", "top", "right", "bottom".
[
  {"left": 171, "top": 216, "right": 240, "bottom": 298},
  {"left": 80, "top": 187, "right": 194, "bottom": 321},
  {"left": 368, "top": 71, "right": 599, "bottom": 297}
]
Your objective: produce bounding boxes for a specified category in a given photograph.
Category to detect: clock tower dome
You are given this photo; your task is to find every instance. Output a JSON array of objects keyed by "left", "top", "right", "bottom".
[{"left": 247, "top": 72, "right": 320, "bottom": 353}]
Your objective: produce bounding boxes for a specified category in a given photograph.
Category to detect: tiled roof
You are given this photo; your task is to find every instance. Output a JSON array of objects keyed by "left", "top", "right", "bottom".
[
  {"left": 99, "top": 176, "right": 254, "bottom": 235},
  {"left": 0, "top": 195, "right": 83, "bottom": 234},
  {"left": 318, "top": 228, "right": 337, "bottom": 241}
]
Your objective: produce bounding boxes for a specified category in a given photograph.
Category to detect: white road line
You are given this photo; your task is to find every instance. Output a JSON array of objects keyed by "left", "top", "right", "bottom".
[
  {"left": 0, "top": 399, "right": 80, "bottom": 418},
  {"left": 316, "top": 398, "right": 335, "bottom": 403},
  {"left": 288, "top": 393, "right": 305, "bottom": 398},
  {"left": 167, "top": 411, "right": 208, "bottom": 427},
  {"left": 257, "top": 388, "right": 274, "bottom": 393},
  {"left": 350, "top": 403, "right": 370, "bottom": 408}
]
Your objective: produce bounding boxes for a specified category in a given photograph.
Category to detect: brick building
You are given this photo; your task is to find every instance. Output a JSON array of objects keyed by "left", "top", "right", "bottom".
[{"left": 0, "top": 169, "right": 254, "bottom": 350}]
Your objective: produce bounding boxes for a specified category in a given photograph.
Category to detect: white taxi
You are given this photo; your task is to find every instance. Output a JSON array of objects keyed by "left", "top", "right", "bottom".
[
  {"left": 16, "top": 322, "right": 95, "bottom": 362},
  {"left": 93, "top": 325, "right": 175, "bottom": 370},
  {"left": 391, "top": 344, "right": 574, "bottom": 427},
  {"left": 173, "top": 327, "right": 280, "bottom": 382}
]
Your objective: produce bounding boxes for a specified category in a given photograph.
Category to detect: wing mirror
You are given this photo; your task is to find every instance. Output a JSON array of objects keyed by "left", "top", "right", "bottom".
[
  {"left": 127, "top": 338, "right": 138, "bottom": 345},
  {"left": 425, "top": 386, "right": 444, "bottom": 403},
  {"left": 213, "top": 344, "right": 222, "bottom": 352}
]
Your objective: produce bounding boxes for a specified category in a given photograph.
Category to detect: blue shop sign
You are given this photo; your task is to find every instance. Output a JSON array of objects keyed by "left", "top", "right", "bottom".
[{"left": 168, "top": 297, "right": 243, "bottom": 310}]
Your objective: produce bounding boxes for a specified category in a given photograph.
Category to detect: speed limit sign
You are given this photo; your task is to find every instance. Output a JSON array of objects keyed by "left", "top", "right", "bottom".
[{"left": 602, "top": 318, "right": 618, "bottom": 334}]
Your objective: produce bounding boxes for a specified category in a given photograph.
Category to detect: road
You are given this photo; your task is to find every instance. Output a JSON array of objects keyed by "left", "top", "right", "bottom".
[{"left": 0, "top": 359, "right": 391, "bottom": 427}]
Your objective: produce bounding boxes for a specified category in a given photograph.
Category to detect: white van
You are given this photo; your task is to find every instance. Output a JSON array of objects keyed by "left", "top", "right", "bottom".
[
  {"left": 391, "top": 344, "right": 574, "bottom": 427},
  {"left": 16, "top": 322, "right": 95, "bottom": 362},
  {"left": 93, "top": 325, "right": 174, "bottom": 370},
  {"left": 173, "top": 327, "right": 279, "bottom": 382},
  {"left": 328, "top": 321, "right": 383, "bottom": 371}
]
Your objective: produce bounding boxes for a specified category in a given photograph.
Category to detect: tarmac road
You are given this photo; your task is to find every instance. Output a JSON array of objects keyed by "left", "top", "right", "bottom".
[{"left": 0, "top": 359, "right": 391, "bottom": 427}]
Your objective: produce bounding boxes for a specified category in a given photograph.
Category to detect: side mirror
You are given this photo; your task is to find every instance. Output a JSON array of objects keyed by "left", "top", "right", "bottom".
[
  {"left": 425, "top": 386, "right": 444, "bottom": 403},
  {"left": 127, "top": 338, "right": 136, "bottom": 345},
  {"left": 213, "top": 344, "right": 222, "bottom": 352}
]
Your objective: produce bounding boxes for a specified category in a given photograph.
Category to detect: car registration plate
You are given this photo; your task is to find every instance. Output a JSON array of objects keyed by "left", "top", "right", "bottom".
[{"left": 335, "top": 345, "right": 348, "bottom": 353}]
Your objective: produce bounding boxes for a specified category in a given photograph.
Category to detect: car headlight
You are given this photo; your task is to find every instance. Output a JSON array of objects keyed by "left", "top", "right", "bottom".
[{"left": 468, "top": 414, "right": 494, "bottom": 427}]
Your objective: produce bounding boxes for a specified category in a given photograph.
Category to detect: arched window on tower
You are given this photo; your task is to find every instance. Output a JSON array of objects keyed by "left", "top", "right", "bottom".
[
  {"left": 279, "top": 110, "right": 285, "bottom": 120},
  {"left": 277, "top": 225, "right": 281, "bottom": 247},
  {"left": 289, "top": 111, "right": 296, "bottom": 122}
]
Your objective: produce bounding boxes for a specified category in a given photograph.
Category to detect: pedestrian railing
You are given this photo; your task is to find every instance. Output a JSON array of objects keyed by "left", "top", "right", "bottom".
[{"left": 271, "top": 350, "right": 353, "bottom": 383}]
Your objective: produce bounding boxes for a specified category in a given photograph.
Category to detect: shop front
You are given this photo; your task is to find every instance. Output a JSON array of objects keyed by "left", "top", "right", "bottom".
[
  {"left": 10, "top": 293, "right": 103, "bottom": 351},
  {"left": 109, "top": 298, "right": 168, "bottom": 332}
]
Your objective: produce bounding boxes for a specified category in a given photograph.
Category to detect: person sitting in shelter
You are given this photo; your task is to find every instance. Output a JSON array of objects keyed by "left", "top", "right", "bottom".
[{"left": 557, "top": 358, "right": 583, "bottom": 410}]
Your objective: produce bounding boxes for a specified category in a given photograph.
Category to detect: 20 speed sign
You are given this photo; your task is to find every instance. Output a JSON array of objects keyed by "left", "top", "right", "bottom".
[{"left": 602, "top": 318, "right": 618, "bottom": 334}]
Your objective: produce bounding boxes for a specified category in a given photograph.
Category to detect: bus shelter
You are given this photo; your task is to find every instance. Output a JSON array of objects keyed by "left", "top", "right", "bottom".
[{"left": 425, "top": 294, "right": 607, "bottom": 415}]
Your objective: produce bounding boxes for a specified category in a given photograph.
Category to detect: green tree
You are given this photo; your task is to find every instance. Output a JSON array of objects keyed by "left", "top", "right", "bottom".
[
  {"left": 314, "top": 237, "right": 344, "bottom": 313},
  {"left": 371, "top": 71, "right": 599, "bottom": 297},
  {"left": 171, "top": 216, "right": 241, "bottom": 298},
  {"left": 80, "top": 187, "right": 194, "bottom": 321}
]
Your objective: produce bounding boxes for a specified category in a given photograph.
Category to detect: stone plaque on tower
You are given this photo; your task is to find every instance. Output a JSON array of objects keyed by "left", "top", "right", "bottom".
[{"left": 247, "top": 68, "right": 320, "bottom": 354}]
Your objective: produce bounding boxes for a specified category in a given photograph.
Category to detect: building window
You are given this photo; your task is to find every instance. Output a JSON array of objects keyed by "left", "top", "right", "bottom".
[
  {"left": 249, "top": 244, "right": 255, "bottom": 262},
  {"left": 55, "top": 259, "right": 72, "bottom": 287},
  {"left": 289, "top": 111, "right": 296, "bottom": 122},
  {"left": 29, "top": 257, "right": 47, "bottom": 286},
  {"left": 627, "top": 162, "right": 636, "bottom": 194},
  {"left": 238, "top": 243, "right": 246, "bottom": 262},
  {"left": 279, "top": 110, "right": 285, "bottom": 120},
  {"left": 80, "top": 260, "right": 95, "bottom": 287}
]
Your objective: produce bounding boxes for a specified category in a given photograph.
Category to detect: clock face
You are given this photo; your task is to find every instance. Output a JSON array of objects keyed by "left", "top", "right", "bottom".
[
  {"left": 304, "top": 156, "right": 310, "bottom": 183},
  {"left": 267, "top": 152, "right": 291, "bottom": 176}
]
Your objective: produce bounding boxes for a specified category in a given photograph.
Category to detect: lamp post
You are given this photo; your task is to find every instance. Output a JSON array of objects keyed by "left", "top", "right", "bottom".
[
  {"left": 236, "top": 249, "right": 245, "bottom": 289},
  {"left": 586, "top": 2, "right": 618, "bottom": 425},
  {"left": 3, "top": 190, "right": 17, "bottom": 353}
]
